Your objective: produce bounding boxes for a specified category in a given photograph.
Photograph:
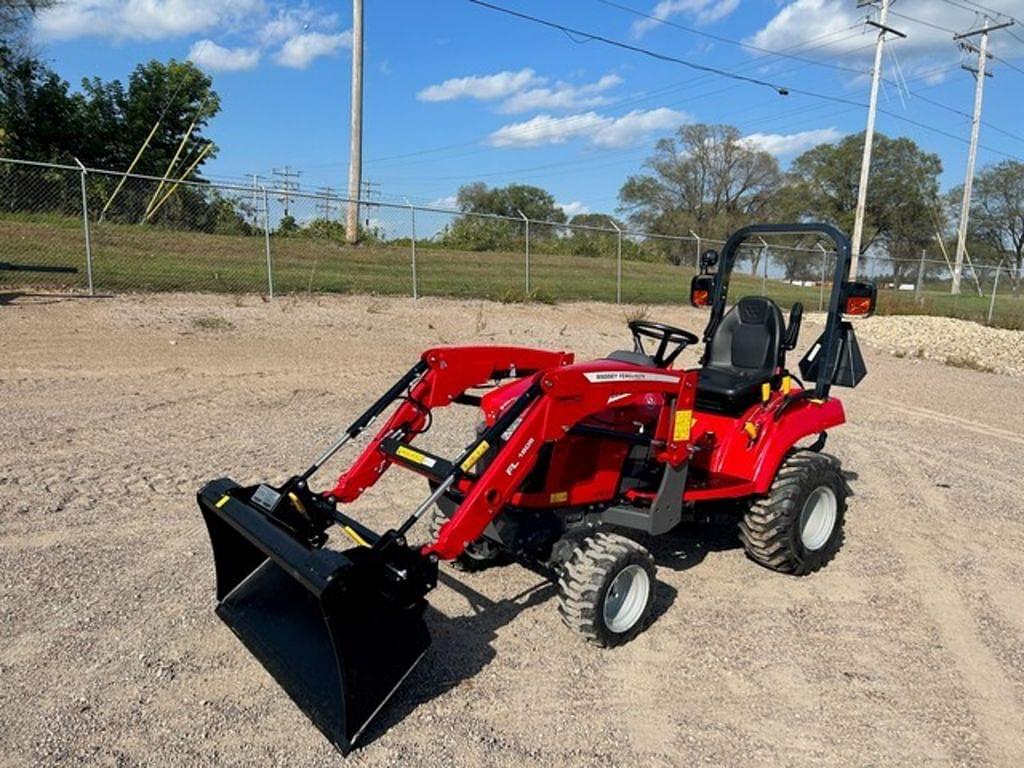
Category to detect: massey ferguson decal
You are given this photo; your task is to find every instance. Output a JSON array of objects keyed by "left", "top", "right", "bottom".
[{"left": 583, "top": 371, "right": 679, "bottom": 384}]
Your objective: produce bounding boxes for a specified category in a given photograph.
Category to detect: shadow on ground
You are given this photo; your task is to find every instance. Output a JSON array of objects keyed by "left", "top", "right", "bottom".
[{"left": 360, "top": 522, "right": 740, "bottom": 748}]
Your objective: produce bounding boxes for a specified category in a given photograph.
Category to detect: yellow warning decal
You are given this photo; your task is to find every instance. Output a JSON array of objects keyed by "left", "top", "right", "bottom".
[
  {"left": 744, "top": 422, "right": 759, "bottom": 440},
  {"left": 396, "top": 445, "right": 436, "bottom": 468},
  {"left": 460, "top": 440, "right": 490, "bottom": 471},
  {"left": 215, "top": 495, "right": 230, "bottom": 508},
  {"left": 673, "top": 409, "right": 693, "bottom": 442},
  {"left": 782, "top": 375, "right": 792, "bottom": 395},
  {"left": 550, "top": 491, "right": 569, "bottom": 504},
  {"left": 341, "top": 525, "right": 370, "bottom": 548},
  {"left": 761, "top": 382, "right": 771, "bottom": 402}
]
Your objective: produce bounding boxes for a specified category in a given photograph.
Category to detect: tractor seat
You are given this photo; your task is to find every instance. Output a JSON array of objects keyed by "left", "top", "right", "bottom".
[{"left": 696, "top": 296, "right": 797, "bottom": 414}]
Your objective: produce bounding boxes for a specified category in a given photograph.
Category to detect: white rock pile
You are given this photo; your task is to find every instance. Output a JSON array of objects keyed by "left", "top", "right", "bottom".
[{"left": 855, "top": 314, "right": 1024, "bottom": 377}]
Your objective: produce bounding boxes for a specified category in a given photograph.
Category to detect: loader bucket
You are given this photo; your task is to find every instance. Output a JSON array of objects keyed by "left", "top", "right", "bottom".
[{"left": 197, "top": 478, "right": 434, "bottom": 754}]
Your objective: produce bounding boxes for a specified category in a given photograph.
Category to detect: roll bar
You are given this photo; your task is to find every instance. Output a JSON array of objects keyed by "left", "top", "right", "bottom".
[{"left": 701, "top": 222, "right": 854, "bottom": 400}]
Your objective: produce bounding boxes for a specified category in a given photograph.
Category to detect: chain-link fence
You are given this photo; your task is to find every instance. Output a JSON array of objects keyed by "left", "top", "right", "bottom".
[{"left": 2, "top": 156, "right": 1021, "bottom": 329}]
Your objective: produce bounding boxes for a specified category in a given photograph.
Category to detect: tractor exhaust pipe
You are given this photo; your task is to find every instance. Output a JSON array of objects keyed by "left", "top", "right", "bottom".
[{"left": 198, "top": 478, "right": 436, "bottom": 753}]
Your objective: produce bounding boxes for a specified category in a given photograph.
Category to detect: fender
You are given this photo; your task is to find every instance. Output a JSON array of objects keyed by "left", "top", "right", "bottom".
[{"left": 686, "top": 392, "right": 845, "bottom": 501}]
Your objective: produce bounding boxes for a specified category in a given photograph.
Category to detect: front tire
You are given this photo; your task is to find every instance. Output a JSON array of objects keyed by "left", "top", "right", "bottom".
[
  {"left": 557, "top": 531, "right": 656, "bottom": 647},
  {"left": 739, "top": 450, "right": 847, "bottom": 575},
  {"left": 428, "top": 506, "right": 502, "bottom": 572}
]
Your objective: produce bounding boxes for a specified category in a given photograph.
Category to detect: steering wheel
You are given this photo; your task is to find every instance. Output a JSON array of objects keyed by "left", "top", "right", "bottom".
[{"left": 628, "top": 320, "right": 700, "bottom": 368}]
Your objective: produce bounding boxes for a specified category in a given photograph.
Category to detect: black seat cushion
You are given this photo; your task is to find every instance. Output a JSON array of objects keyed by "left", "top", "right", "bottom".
[
  {"left": 606, "top": 349, "right": 657, "bottom": 367},
  {"left": 697, "top": 296, "right": 785, "bottom": 414}
]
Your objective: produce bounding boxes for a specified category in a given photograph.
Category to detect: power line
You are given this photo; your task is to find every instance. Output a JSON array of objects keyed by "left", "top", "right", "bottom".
[
  {"left": 596, "top": 0, "right": 872, "bottom": 76},
  {"left": 466, "top": 0, "right": 794, "bottom": 95},
  {"left": 465, "top": 0, "right": 1023, "bottom": 163},
  {"left": 358, "top": 32, "right": 871, "bottom": 172}
]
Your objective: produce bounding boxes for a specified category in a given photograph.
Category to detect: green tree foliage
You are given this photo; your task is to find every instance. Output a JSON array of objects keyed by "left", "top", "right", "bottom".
[
  {"left": 1, "top": 53, "right": 219, "bottom": 173},
  {"left": 949, "top": 160, "right": 1024, "bottom": 290},
  {"left": 1, "top": 0, "right": 57, "bottom": 43},
  {"left": 441, "top": 182, "right": 567, "bottom": 251},
  {"left": 0, "top": 45, "right": 84, "bottom": 163},
  {"left": 562, "top": 213, "right": 622, "bottom": 258},
  {"left": 0, "top": 49, "right": 238, "bottom": 232},
  {"left": 782, "top": 132, "right": 942, "bottom": 280},
  {"left": 618, "top": 124, "right": 781, "bottom": 263}
]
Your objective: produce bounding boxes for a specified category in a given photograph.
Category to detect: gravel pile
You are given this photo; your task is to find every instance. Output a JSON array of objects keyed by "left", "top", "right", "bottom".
[{"left": 854, "top": 314, "right": 1024, "bottom": 377}]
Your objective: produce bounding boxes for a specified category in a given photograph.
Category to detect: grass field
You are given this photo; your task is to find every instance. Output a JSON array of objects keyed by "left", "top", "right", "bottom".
[{"left": 2, "top": 213, "right": 1021, "bottom": 328}]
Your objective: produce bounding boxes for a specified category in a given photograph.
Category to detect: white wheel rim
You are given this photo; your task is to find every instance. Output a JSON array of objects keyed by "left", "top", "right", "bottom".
[
  {"left": 800, "top": 485, "right": 837, "bottom": 551},
  {"left": 603, "top": 564, "right": 650, "bottom": 633}
]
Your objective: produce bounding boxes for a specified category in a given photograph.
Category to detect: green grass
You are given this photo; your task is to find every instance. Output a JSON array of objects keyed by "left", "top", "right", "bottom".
[{"left": 2, "top": 214, "right": 1022, "bottom": 330}]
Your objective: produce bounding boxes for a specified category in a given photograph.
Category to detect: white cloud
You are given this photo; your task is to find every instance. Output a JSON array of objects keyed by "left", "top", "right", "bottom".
[
  {"left": 746, "top": 0, "right": 1024, "bottom": 65},
  {"left": 488, "top": 107, "right": 687, "bottom": 149},
  {"left": 499, "top": 74, "right": 623, "bottom": 114},
  {"left": 741, "top": 127, "right": 843, "bottom": 156},
  {"left": 35, "top": 0, "right": 262, "bottom": 42},
  {"left": 591, "top": 108, "right": 686, "bottom": 148},
  {"left": 632, "top": 0, "right": 740, "bottom": 38},
  {"left": 417, "top": 69, "right": 542, "bottom": 103},
  {"left": 188, "top": 39, "right": 259, "bottom": 71},
  {"left": 558, "top": 201, "right": 590, "bottom": 218},
  {"left": 429, "top": 195, "right": 458, "bottom": 209},
  {"left": 274, "top": 30, "right": 352, "bottom": 69}
]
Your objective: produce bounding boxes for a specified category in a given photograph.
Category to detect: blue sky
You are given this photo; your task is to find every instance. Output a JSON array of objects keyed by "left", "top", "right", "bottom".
[{"left": 30, "top": 0, "right": 1024, "bottom": 217}]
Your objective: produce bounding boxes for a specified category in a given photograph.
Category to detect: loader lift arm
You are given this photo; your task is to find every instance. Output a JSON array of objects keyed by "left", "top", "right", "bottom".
[{"left": 324, "top": 356, "right": 700, "bottom": 562}]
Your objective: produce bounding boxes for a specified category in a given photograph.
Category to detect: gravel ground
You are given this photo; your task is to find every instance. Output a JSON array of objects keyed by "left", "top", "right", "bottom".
[
  {"left": 2, "top": 292, "right": 1023, "bottom": 767},
  {"left": 855, "top": 314, "right": 1024, "bottom": 377}
]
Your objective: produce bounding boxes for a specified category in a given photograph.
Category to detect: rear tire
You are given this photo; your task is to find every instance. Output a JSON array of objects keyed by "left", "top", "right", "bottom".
[
  {"left": 428, "top": 506, "right": 502, "bottom": 572},
  {"left": 739, "top": 450, "right": 847, "bottom": 575},
  {"left": 557, "top": 531, "right": 656, "bottom": 647}
]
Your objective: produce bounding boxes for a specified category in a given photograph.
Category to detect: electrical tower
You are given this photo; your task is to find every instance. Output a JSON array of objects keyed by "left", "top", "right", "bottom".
[
  {"left": 316, "top": 186, "right": 339, "bottom": 220},
  {"left": 273, "top": 166, "right": 301, "bottom": 217},
  {"left": 360, "top": 179, "right": 381, "bottom": 203},
  {"left": 950, "top": 18, "right": 1014, "bottom": 295}
]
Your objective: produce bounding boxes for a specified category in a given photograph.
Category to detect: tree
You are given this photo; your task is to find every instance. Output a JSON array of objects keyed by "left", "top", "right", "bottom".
[
  {"left": 0, "top": 44, "right": 85, "bottom": 164},
  {"left": 562, "top": 213, "right": 622, "bottom": 258},
  {"left": 442, "top": 182, "right": 566, "bottom": 252},
  {"left": 783, "top": 132, "right": 942, "bottom": 281},
  {"left": 456, "top": 181, "right": 566, "bottom": 223},
  {"left": 618, "top": 124, "right": 782, "bottom": 263},
  {"left": 1, "top": 0, "right": 57, "bottom": 44},
  {"left": 1, "top": 53, "right": 218, "bottom": 173},
  {"left": 951, "top": 161, "right": 1024, "bottom": 290},
  {"left": 79, "top": 59, "right": 220, "bottom": 176}
]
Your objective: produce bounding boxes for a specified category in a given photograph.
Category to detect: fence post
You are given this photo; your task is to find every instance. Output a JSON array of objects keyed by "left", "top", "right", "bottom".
[
  {"left": 609, "top": 220, "right": 623, "bottom": 304},
  {"left": 262, "top": 187, "right": 274, "bottom": 299},
  {"left": 73, "top": 158, "right": 95, "bottom": 296},
  {"left": 758, "top": 236, "right": 768, "bottom": 296},
  {"left": 688, "top": 230, "right": 700, "bottom": 271},
  {"left": 816, "top": 243, "right": 827, "bottom": 311},
  {"left": 406, "top": 198, "right": 418, "bottom": 300},
  {"left": 518, "top": 209, "right": 530, "bottom": 295},
  {"left": 987, "top": 263, "right": 1001, "bottom": 325},
  {"left": 915, "top": 248, "right": 926, "bottom": 301}
]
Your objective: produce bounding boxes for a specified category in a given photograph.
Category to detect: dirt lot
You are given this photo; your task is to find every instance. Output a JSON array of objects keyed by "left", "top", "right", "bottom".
[{"left": 2, "top": 292, "right": 1023, "bottom": 767}]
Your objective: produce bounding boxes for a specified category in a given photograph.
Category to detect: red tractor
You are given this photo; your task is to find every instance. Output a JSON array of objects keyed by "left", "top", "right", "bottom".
[{"left": 198, "top": 223, "right": 874, "bottom": 753}]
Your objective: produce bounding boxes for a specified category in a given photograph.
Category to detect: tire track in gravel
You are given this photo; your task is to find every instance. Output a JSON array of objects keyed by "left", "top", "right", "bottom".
[
  {"left": 845, "top": 437, "right": 1024, "bottom": 766},
  {"left": 854, "top": 394, "right": 1024, "bottom": 448}
]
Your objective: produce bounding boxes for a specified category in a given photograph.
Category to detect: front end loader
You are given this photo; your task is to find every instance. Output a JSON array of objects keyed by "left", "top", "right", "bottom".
[{"left": 197, "top": 222, "right": 876, "bottom": 753}]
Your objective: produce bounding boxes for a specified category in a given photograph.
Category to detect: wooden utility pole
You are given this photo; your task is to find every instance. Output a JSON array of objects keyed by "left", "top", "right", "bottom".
[
  {"left": 850, "top": 0, "right": 904, "bottom": 278},
  {"left": 951, "top": 18, "right": 1014, "bottom": 295},
  {"left": 346, "top": 0, "right": 365, "bottom": 244}
]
